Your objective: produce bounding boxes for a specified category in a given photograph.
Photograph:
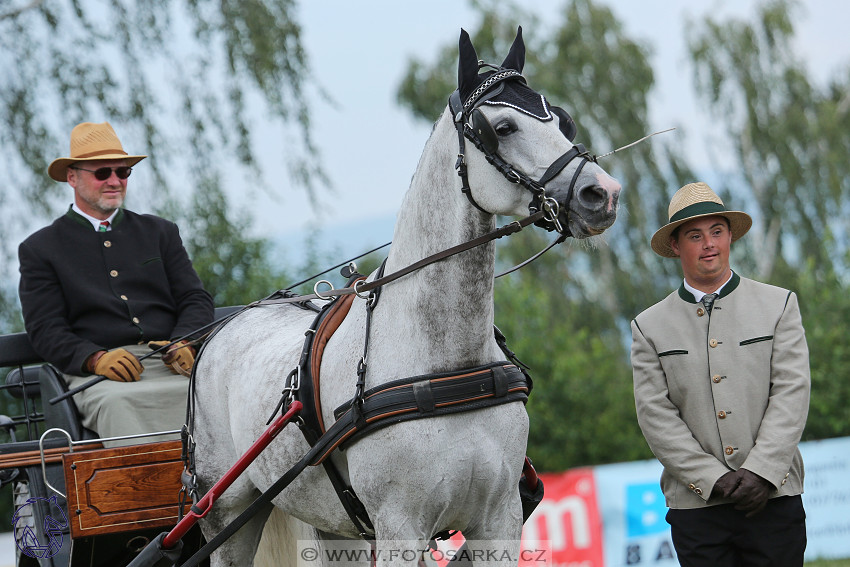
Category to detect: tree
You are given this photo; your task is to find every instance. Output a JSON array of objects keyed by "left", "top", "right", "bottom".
[
  {"left": 688, "top": 0, "right": 850, "bottom": 284},
  {"left": 688, "top": 0, "right": 850, "bottom": 442},
  {"left": 0, "top": 0, "right": 326, "bottom": 330}
]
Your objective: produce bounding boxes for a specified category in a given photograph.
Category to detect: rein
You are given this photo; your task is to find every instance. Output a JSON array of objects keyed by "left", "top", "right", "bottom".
[{"left": 253, "top": 208, "right": 549, "bottom": 308}]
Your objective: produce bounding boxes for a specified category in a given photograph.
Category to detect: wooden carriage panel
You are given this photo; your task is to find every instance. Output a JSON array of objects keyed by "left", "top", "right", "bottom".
[{"left": 62, "top": 440, "right": 184, "bottom": 538}]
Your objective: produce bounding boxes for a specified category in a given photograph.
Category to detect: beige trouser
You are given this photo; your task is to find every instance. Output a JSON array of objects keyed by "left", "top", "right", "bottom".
[{"left": 65, "top": 344, "right": 189, "bottom": 447}]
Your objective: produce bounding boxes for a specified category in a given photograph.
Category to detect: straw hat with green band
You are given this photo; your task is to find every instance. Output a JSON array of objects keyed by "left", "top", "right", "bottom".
[
  {"left": 651, "top": 182, "right": 752, "bottom": 258},
  {"left": 48, "top": 122, "right": 147, "bottom": 182}
]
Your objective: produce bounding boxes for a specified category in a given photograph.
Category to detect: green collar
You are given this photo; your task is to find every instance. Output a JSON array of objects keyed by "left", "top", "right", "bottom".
[
  {"left": 64, "top": 206, "right": 125, "bottom": 229},
  {"left": 678, "top": 272, "right": 741, "bottom": 303}
]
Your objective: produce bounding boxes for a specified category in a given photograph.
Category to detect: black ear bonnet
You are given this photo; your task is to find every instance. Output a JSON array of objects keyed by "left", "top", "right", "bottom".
[
  {"left": 469, "top": 79, "right": 578, "bottom": 154},
  {"left": 456, "top": 26, "right": 577, "bottom": 155}
]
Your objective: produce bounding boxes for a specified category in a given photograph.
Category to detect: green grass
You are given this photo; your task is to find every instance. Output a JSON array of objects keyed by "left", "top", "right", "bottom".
[{"left": 806, "top": 559, "right": 850, "bottom": 567}]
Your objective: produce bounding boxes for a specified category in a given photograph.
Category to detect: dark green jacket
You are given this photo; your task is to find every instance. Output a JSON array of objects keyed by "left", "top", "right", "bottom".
[{"left": 19, "top": 207, "right": 214, "bottom": 375}]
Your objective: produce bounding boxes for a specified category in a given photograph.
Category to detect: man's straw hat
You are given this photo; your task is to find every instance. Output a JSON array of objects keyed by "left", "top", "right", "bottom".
[
  {"left": 48, "top": 122, "right": 147, "bottom": 182},
  {"left": 651, "top": 182, "right": 752, "bottom": 258}
]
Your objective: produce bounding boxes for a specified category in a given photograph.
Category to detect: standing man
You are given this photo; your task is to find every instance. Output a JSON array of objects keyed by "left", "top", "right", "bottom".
[
  {"left": 630, "top": 182, "right": 810, "bottom": 566},
  {"left": 19, "top": 121, "right": 214, "bottom": 446}
]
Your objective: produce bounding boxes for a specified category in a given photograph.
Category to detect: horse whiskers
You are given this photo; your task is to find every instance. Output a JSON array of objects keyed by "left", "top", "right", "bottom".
[{"left": 596, "top": 127, "right": 676, "bottom": 160}]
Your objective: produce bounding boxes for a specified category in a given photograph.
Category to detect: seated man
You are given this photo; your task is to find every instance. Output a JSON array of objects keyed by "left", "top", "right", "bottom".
[{"left": 18, "top": 121, "right": 214, "bottom": 446}]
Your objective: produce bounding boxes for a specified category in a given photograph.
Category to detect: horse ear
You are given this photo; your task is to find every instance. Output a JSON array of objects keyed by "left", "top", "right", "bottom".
[
  {"left": 500, "top": 26, "right": 526, "bottom": 73},
  {"left": 458, "top": 28, "right": 481, "bottom": 100}
]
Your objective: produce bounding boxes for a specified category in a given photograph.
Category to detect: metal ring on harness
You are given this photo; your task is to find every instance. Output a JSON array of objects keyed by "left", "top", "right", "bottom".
[
  {"left": 541, "top": 197, "right": 564, "bottom": 234},
  {"left": 353, "top": 279, "right": 371, "bottom": 300},
  {"left": 313, "top": 280, "right": 335, "bottom": 301}
]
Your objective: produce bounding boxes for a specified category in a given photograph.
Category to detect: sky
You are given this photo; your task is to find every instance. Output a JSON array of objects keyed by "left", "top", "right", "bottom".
[{"left": 249, "top": 0, "right": 850, "bottom": 261}]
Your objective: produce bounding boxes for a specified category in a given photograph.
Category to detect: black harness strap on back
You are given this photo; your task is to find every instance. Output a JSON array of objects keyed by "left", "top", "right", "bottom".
[{"left": 321, "top": 361, "right": 529, "bottom": 463}]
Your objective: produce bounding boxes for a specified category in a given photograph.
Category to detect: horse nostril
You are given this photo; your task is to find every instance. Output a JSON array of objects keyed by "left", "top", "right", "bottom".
[{"left": 577, "top": 184, "right": 606, "bottom": 210}]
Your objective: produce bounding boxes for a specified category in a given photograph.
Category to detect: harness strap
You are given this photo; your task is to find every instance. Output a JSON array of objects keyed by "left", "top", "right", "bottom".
[
  {"left": 538, "top": 144, "right": 591, "bottom": 187},
  {"left": 323, "top": 362, "right": 529, "bottom": 464},
  {"left": 310, "top": 287, "right": 362, "bottom": 433},
  {"left": 253, "top": 212, "right": 544, "bottom": 310},
  {"left": 290, "top": 275, "right": 375, "bottom": 536}
]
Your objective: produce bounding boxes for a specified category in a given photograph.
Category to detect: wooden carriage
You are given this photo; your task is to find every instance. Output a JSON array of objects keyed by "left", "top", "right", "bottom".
[{"left": 0, "top": 308, "right": 240, "bottom": 566}]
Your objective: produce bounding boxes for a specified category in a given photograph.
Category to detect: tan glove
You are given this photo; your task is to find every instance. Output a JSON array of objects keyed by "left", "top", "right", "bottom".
[
  {"left": 148, "top": 340, "right": 195, "bottom": 377},
  {"left": 93, "top": 348, "right": 143, "bottom": 382}
]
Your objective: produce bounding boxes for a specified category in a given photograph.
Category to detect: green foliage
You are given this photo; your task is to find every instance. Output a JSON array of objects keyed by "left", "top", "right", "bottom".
[
  {"left": 181, "top": 179, "right": 290, "bottom": 306},
  {"left": 806, "top": 560, "right": 850, "bottom": 567},
  {"left": 794, "top": 265, "right": 850, "bottom": 441},
  {"left": 495, "top": 264, "right": 652, "bottom": 471}
]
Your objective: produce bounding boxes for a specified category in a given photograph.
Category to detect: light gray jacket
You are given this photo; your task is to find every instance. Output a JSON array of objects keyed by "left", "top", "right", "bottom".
[{"left": 631, "top": 273, "right": 810, "bottom": 509}]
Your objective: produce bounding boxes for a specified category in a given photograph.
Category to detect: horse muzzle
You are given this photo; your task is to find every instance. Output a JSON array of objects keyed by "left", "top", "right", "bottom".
[{"left": 552, "top": 170, "right": 621, "bottom": 238}]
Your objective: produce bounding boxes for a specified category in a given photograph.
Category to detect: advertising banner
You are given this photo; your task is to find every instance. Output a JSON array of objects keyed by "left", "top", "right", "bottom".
[{"left": 518, "top": 436, "right": 850, "bottom": 566}]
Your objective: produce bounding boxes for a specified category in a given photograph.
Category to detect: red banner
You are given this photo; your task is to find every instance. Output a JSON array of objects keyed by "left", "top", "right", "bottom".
[
  {"left": 523, "top": 468, "right": 605, "bottom": 566},
  {"left": 429, "top": 468, "right": 604, "bottom": 566}
]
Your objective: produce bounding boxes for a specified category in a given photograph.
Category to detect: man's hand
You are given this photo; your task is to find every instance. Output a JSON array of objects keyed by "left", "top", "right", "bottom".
[
  {"left": 710, "top": 470, "right": 739, "bottom": 500},
  {"left": 729, "top": 468, "right": 774, "bottom": 517},
  {"left": 148, "top": 340, "right": 195, "bottom": 377},
  {"left": 93, "top": 348, "right": 143, "bottom": 382}
]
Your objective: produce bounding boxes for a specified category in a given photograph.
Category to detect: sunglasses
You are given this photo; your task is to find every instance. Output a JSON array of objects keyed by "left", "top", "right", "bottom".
[{"left": 70, "top": 166, "right": 133, "bottom": 180}]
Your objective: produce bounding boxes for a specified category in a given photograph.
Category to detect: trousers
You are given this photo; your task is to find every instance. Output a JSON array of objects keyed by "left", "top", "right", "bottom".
[
  {"left": 65, "top": 344, "right": 189, "bottom": 447},
  {"left": 666, "top": 495, "right": 806, "bottom": 567}
]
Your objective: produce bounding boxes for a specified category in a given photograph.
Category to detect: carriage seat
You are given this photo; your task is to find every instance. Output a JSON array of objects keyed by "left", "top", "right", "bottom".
[
  {"left": 2, "top": 306, "right": 244, "bottom": 443},
  {"left": 5, "top": 364, "right": 98, "bottom": 441}
]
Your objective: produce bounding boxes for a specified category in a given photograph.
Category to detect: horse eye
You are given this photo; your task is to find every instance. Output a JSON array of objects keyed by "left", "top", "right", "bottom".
[{"left": 493, "top": 120, "right": 516, "bottom": 136}]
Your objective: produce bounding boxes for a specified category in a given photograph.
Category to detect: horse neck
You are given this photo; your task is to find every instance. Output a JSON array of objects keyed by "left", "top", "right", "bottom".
[{"left": 378, "top": 112, "right": 499, "bottom": 366}]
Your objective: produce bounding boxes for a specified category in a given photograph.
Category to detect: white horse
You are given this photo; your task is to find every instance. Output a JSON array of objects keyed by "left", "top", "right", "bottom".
[{"left": 191, "top": 27, "right": 621, "bottom": 567}]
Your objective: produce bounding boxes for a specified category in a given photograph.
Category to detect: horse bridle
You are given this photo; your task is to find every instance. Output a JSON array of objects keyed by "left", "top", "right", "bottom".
[{"left": 449, "top": 65, "right": 597, "bottom": 237}]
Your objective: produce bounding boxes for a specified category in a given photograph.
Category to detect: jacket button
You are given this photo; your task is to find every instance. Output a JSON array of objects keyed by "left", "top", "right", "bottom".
[
  {"left": 712, "top": 374, "right": 722, "bottom": 383},
  {"left": 718, "top": 411, "right": 727, "bottom": 419},
  {"left": 104, "top": 240, "right": 112, "bottom": 248},
  {"left": 697, "top": 307, "right": 705, "bottom": 317},
  {"left": 132, "top": 317, "right": 140, "bottom": 324},
  {"left": 110, "top": 270, "right": 118, "bottom": 277},
  {"left": 725, "top": 446, "right": 734, "bottom": 455},
  {"left": 782, "top": 478, "right": 787, "bottom": 485},
  {"left": 120, "top": 295, "right": 128, "bottom": 300},
  {"left": 694, "top": 487, "right": 702, "bottom": 495},
  {"left": 688, "top": 483, "right": 696, "bottom": 490},
  {"left": 709, "top": 338, "right": 719, "bottom": 348}
]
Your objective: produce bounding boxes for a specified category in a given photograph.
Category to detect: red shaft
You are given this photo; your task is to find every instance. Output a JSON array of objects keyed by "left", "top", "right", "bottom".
[{"left": 162, "top": 401, "right": 303, "bottom": 549}]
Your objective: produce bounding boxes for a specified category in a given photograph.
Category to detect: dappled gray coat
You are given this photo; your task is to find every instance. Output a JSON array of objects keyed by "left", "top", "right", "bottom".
[{"left": 630, "top": 273, "right": 810, "bottom": 509}]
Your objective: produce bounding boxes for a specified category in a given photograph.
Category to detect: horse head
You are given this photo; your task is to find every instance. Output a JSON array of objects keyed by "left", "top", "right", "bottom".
[{"left": 452, "top": 26, "right": 621, "bottom": 238}]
